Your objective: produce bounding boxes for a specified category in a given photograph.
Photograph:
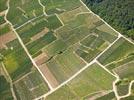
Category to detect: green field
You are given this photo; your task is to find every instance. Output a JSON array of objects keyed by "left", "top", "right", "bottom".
[
  {"left": 83, "top": 91, "right": 116, "bottom": 100},
  {"left": 7, "top": 0, "right": 43, "bottom": 27},
  {"left": 46, "top": 85, "right": 78, "bottom": 100},
  {"left": 14, "top": 69, "right": 50, "bottom": 100},
  {"left": 0, "top": 16, "right": 6, "bottom": 25},
  {"left": 43, "top": 39, "right": 68, "bottom": 57},
  {"left": 116, "top": 83, "right": 129, "bottom": 96},
  {"left": 97, "top": 24, "right": 118, "bottom": 37},
  {"left": 95, "top": 92, "right": 116, "bottom": 100},
  {"left": 40, "top": 0, "right": 81, "bottom": 15},
  {"left": 26, "top": 31, "right": 56, "bottom": 55},
  {"left": 114, "top": 61, "right": 134, "bottom": 81},
  {"left": 46, "top": 63, "right": 115, "bottom": 99},
  {"left": 76, "top": 34, "right": 109, "bottom": 62},
  {"left": 121, "top": 96, "right": 134, "bottom": 100},
  {"left": 106, "top": 54, "right": 134, "bottom": 71},
  {"left": 59, "top": 6, "right": 89, "bottom": 24},
  {"left": 1, "top": 39, "right": 33, "bottom": 80},
  {"left": 0, "top": 0, "right": 8, "bottom": 12},
  {"left": 56, "top": 13, "right": 99, "bottom": 41},
  {"left": 98, "top": 37, "right": 134, "bottom": 65},
  {"left": 0, "top": 24, "right": 11, "bottom": 36},
  {"left": 16, "top": 14, "right": 62, "bottom": 44},
  {"left": 46, "top": 48, "right": 86, "bottom": 83},
  {"left": 0, "top": 75, "right": 14, "bottom": 100}
]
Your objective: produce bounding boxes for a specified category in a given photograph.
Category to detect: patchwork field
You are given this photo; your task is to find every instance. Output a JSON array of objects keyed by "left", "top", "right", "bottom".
[
  {"left": 0, "top": 75, "right": 13, "bottom": 100},
  {"left": 46, "top": 63, "right": 115, "bottom": 100},
  {"left": 46, "top": 48, "right": 86, "bottom": 83},
  {"left": 0, "top": 0, "right": 8, "bottom": 12},
  {"left": 1, "top": 0, "right": 134, "bottom": 99},
  {"left": 7, "top": 0, "right": 44, "bottom": 28},
  {"left": 98, "top": 37, "right": 134, "bottom": 67},
  {"left": 13, "top": 69, "right": 50, "bottom": 100}
]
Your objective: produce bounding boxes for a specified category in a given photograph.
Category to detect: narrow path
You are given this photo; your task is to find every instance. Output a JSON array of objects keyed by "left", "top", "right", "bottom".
[{"left": 4, "top": 0, "right": 53, "bottom": 91}]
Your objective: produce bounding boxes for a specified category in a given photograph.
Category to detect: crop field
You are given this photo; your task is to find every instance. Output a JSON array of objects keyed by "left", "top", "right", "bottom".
[
  {"left": 116, "top": 83, "right": 129, "bottom": 96},
  {"left": 46, "top": 85, "right": 78, "bottom": 100},
  {"left": 0, "top": 24, "right": 11, "bottom": 36},
  {"left": 14, "top": 69, "right": 50, "bottom": 100},
  {"left": 0, "top": 15, "right": 6, "bottom": 25},
  {"left": 1, "top": 0, "right": 133, "bottom": 99},
  {"left": 0, "top": 0, "right": 7, "bottom": 12},
  {"left": 105, "top": 54, "right": 134, "bottom": 71},
  {"left": 95, "top": 92, "right": 116, "bottom": 100},
  {"left": 0, "top": 75, "right": 13, "bottom": 100},
  {"left": 26, "top": 31, "right": 57, "bottom": 55},
  {"left": 1, "top": 39, "right": 33, "bottom": 80},
  {"left": 121, "top": 96, "right": 134, "bottom": 100},
  {"left": 46, "top": 63, "right": 115, "bottom": 99},
  {"left": 84, "top": 91, "right": 116, "bottom": 100},
  {"left": 7, "top": 0, "right": 44, "bottom": 27},
  {"left": 16, "top": 15, "right": 62, "bottom": 44},
  {"left": 56, "top": 13, "right": 100, "bottom": 42},
  {"left": 75, "top": 34, "right": 109, "bottom": 62},
  {"left": 43, "top": 39, "right": 68, "bottom": 57},
  {"left": 58, "top": 5, "right": 89, "bottom": 24},
  {"left": 40, "top": 0, "right": 81, "bottom": 15},
  {"left": 98, "top": 37, "right": 134, "bottom": 66},
  {"left": 114, "top": 61, "right": 134, "bottom": 81},
  {"left": 46, "top": 48, "right": 86, "bottom": 83}
]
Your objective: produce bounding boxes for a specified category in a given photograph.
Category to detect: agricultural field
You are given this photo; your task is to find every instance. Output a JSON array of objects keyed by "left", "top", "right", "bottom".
[
  {"left": 13, "top": 69, "right": 50, "bottom": 100},
  {"left": 116, "top": 83, "right": 129, "bottom": 96},
  {"left": 46, "top": 48, "right": 86, "bottom": 83},
  {"left": 40, "top": 0, "right": 82, "bottom": 15},
  {"left": 95, "top": 92, "right": 116, "bottom": 100},
  {"left": 0, "top": 75, "right": 13, "bottom": 100},
  {"left": 0, "top": 24, "right": 11, "bottom": 36},
  {"left": 0, "top": 0, "right": 134, "bottom": 100},
  {"left": 1, "top": 38, "right": 33, "bottom": 80},
  {"left": 98, "top": 37, "right": 134, "bottom": 71},
  {"left": 45, "top": 63, "right": 115, "bottom": 100},
  {"left": 7, "top": 0, "right": 44, "bottom": 28},
  {"left": 0, "top": 15, "right": 6, "bottom": 25},
  {"left": 0, "top": 0, "right": 8, "bottom": 12}
]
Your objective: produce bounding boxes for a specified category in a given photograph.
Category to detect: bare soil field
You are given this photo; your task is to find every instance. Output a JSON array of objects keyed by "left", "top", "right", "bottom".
[
  {"left": 39, "top": 64, "right": 59, "bottom": 88},
  {"left": 0, "top": 31, "right": 16, "bottom": 49}
]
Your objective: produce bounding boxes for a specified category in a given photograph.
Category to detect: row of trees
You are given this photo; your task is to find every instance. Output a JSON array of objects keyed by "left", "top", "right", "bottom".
[{"left": 83, "top": 0, "right": 134, "bottom": 39}]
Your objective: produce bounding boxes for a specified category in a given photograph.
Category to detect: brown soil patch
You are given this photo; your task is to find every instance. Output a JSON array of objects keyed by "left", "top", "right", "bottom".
[
  {"left": 33, "top": 52, "right": 48, "bottom": 66},
  {"left": 39, "top": 64, "right": 59, "bottom": 88},
  {"left": 0, "top": 31, "right": 17, "bottom": 49}
]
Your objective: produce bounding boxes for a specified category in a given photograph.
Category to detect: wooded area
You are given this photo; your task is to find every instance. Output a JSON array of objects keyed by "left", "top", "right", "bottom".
[{"left": 83, "top": 0, "right": 134, "bottom": 39}]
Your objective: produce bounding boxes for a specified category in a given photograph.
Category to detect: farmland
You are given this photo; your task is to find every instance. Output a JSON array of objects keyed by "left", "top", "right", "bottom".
[
  {"left": 46, "top": 63, "right": 115, "bottom": 100},
  {"left": 98, "top": 37, "right": 134, "bottom": 69},
  {"left": 46, "top": 48, "right": 86, "bottom": 83},
  {"left": 0, "top": 75, "right": 13, "bottom": 100},
  {"left": 0, "top": 0, "right": 134, "bottom": 99},
  {"left": 13, "top": 69, "right": 50, "bottom": 100}
]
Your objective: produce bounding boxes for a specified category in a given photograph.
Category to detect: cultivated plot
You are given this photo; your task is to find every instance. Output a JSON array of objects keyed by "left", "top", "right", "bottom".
[
  {"left": 7, "top": 0, "right": 44, "bottom": 27},
  {"left": 46, "top": 63, "right": 115, "bottom": 100},
  {"left": 0, "top": 75, "right": 13, "bottom": 100},
  {"left": 13, "top": 69, "right": 50, "bottom": 100}
]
